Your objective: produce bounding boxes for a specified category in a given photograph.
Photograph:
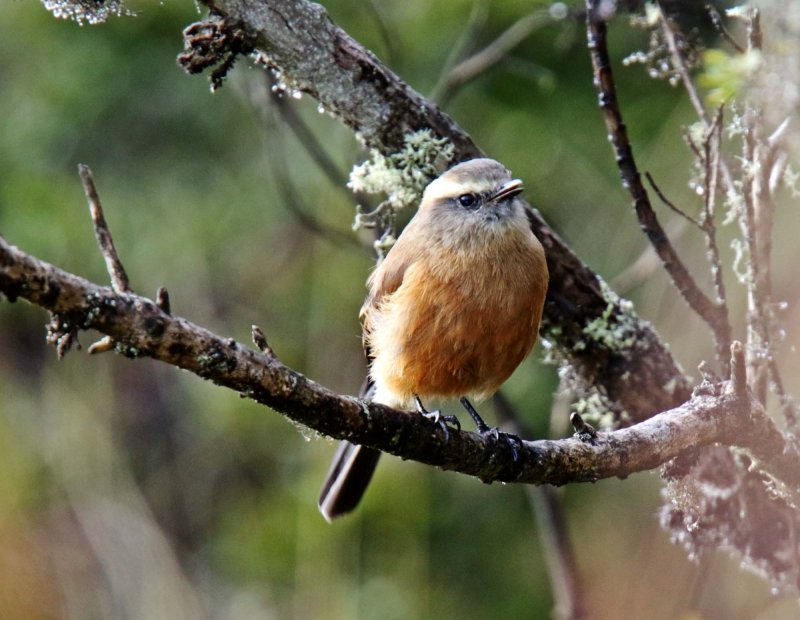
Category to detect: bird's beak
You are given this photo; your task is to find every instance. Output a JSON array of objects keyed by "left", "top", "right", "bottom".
[{"left": 490, "top": 179, "right": 524, "bottom": 202}]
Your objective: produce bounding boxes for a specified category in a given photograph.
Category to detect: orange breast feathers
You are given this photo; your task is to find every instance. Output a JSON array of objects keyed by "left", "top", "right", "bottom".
[{"left": 362, "top": 201, "right": 548, "bottom": 410}]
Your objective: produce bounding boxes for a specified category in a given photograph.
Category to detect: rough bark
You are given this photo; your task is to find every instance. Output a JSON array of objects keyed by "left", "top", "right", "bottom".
[{"left": 2, "top": 236, "right": 798, "bottom": 491}]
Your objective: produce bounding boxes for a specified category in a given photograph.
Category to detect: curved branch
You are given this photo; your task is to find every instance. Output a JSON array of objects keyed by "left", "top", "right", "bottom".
[
  {"left": 192, "top": 0, "right": 692, "bottom": 422},
  {"left": 2, "top": 235, "right": 798, "bottom": 491},
  {"left": 585, "top": 0, "right": 733, "bottom": 376}
]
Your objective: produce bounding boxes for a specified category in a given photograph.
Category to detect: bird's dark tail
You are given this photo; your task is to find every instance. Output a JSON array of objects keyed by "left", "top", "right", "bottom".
[{"left": 318, "top": 441, "right": 382, "bottom": 521}]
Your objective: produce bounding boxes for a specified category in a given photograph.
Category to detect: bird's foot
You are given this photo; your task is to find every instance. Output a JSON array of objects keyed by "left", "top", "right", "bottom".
[
  {"left": 422, "top": 410, "right": 462, "bottom": 440},
  {"left": 479, "top": 428, "right": 523, "bottom": 462},
  {"left": 415, "top": 395, "right": 461, "bottom": 440},
  {"left": 460, "top": 397, "right": 522, "bottom": 462}
]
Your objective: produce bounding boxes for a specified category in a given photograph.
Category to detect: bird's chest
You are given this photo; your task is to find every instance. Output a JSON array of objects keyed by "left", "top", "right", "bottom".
[{"left": 394, "top": 240, "right": 539, "bottom": 377}]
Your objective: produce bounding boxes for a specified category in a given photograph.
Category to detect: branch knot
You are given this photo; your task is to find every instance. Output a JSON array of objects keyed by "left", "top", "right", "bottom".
[{"left": 178, "top": 14, "right": 257, "bottom": 91}]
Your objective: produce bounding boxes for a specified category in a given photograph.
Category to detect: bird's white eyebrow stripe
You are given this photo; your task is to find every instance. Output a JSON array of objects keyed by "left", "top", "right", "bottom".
[{"left": 423, "top": 177, "right": 498, "bottom": 203}]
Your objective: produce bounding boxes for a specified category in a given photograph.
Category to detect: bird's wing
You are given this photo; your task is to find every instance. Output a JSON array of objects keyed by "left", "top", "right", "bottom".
[{"left": 359, "top": 232, "right": 421, "bottom": 358}]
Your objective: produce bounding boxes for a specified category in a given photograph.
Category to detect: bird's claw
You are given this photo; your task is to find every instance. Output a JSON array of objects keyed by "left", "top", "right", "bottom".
[
  {"left": 480, "top": 427, "right": 523, "bottom": 463},
  {"left": 423, "top": 410, "right": 461, "bottom": 440}
]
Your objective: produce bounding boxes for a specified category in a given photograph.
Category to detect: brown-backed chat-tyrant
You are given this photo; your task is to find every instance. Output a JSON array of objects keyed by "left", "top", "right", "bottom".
[{"left": 318, "top": 158, "right": 549, "bottom": 521}]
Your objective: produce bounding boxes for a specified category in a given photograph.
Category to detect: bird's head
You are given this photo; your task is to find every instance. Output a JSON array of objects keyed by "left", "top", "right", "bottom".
[{"left": 419, "top": 158, "right": 526, "bottom": 226}]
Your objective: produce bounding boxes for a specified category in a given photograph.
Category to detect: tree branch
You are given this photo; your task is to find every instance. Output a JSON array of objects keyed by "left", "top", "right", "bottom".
[
  {"left": 2, "top": 235, "right": 799, "bottom": 492},
  {"left": 187, "top": 0, "right": 692, "bottom": 423},
  {"left": 585, "top": 0, "right": 733, "bottom": 376}
]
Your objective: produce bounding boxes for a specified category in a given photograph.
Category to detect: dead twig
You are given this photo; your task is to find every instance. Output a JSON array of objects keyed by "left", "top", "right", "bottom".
[
  {"left": 79, "top": 164, "right": 132, "bottom": 355},
  {"left": 79, "top": 164, "right": 130, "bottom": 294}
]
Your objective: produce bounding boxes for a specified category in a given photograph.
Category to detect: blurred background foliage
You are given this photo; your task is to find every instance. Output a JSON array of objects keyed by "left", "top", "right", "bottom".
[{"left": 1, "top": 0, "right": 799, "bottom": 618}]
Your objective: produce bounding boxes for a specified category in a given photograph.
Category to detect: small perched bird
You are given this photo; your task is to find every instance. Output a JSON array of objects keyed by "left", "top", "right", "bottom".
[{"left": 318, "top": 158, "right": 549, "bottom": 521}]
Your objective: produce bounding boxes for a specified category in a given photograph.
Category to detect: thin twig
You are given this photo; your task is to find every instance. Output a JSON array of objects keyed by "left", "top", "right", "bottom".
[
  {"left": 270, "top": 82, "right": 349, "bottom": 189},
  {"left": 658, "top": 4, "right": 739, "bottom": 219},
  {"left": 706, "top": 4, "right": 745, "bottom": 54},
  {"left": 527, "top": 486, "right": 587, "bottom": 620},
  {"left": 660, "top": 3, "right": 749, "bottom": 355},
  {"left": 768, "top": 358, "right": 798, "bottom": 428},
  {"left": 701, "top": 108, "right": 730, "bottom": 376},
  {"left": 657, "top": 5, "right": 708, "bottom": 125},
  {"left": 429, "top": 0, "right": 490, "bottom": 103},
  {"left": 645, "top": 172, "right": 702, "bottom": 229},
  {"left": 435, "top": 10, "right": 549, "bottom": 105},
  {"left": 610, "top": 217, "right": 689, "bottom": 293},
  {"left": 730, "top": 340, "right": 747, "bottom": 400},
  {"left": 265, "top": 73, "right": 377, "bottom": 215},
  {"left": 78, "top": 164, "right": 131, "bottom": 294},
  {"left": 262, "top": 84, "right": 363, "bottom": 250},
  {"left": 742, "top": 115, "right": 768, "bottom": 402},
  {"left": 586, "top": 0, "right": 732, "bottom": 373},
  {"left": 494, "top": 391, "right": 587, "bottom": 620}
]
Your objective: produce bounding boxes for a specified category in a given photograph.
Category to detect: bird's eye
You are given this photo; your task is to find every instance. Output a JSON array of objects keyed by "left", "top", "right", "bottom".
[{"left": 457, "top": 193, "right": 477, "bottom": 208}]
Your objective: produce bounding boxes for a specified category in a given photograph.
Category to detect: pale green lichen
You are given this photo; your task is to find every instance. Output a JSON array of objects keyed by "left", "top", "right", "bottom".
[
  {"left": 698, "top": 49, "right": 762, "bottom": 107},
  {"left": 558, "top": 363, "right": 632, "bottom": 430},
  {"left": 349, "top": 129, "right": 454, "bottom": 255},
  {"left": 571, "top": 391, "right": 620, "bottom": 430},
  {"left": 581, "top": 281, "right": 639, "bottom": 352}
]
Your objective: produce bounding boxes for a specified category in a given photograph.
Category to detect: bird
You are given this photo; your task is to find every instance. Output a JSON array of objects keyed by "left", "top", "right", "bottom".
[{"left": 318, "top": 157, "right": 549, "bottom": 521}]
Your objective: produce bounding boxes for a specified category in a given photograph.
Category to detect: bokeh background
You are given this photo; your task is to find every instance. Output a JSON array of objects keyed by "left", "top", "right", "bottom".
[{"left": 1, "top": 0, "right": 799, "bottom": 618}]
